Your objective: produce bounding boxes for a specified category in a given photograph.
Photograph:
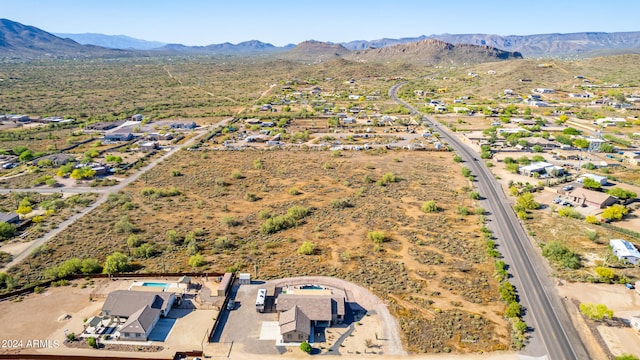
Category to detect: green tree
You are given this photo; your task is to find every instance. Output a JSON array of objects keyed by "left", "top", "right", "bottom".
[
  {"left": 602, "top": 204, "right": 629, "bottom": 221},
  {"left": 573, "top": 138, "right": 589, "bottom": 149},
  {"left": 595, "top": 267, "right": 615, "bottom": 283},
  {"left": 114, "top": 215, "right": 135, "bottom": 234},
  {"left": 127, "top": 234, "right": 142, "bottom": 248},
  {"left": 562, "top": 127, "right": 581, "bottom": 135},
  {"left": 600, "top": 143, "right": 616, "bottom": 153},
  {"left": 188, "top": 253, "right": 205, "bottom": 267},
  {"left": 19, "top": 150, "right": 34, "bottom": 162},
  {"left": 582, "top": 177, "right": 601, "bottom": 190},
  {"left": 0, "top": 222, "right": 17, "bottom": 240},
  {"left": 606, "top": 188, "right": 636, "bottom": 200},
  {"left": 453, "top": 155, "right": 463, "bottom": 163},
  {"left": 103, "top": 252, "right": 129, "bottom": 274},
  {"left": 532, "top": 145, "right": 543, "bottom": 153},
  {"left": 505, "top": 302, "right": 522, "bottom": 318},
  {"left": 516, "top": 192, "right": 539, "bottom": 210},
  {"left": 87, "top": 337, "right": 97, "bottom": 348},
  {"left": 579, "top": 303, "right": 613, "bottom": 321},
  {"left": 615, "top": 354, "right": 640, "bottom": 360},
  {"left": 297, "top": 241, "right": 317, "bottom": 255},
  {"left": 469, "top": 192, "right": 481, "bottom": 200},
  {"left": 542, "top": 241, "right": 581, "bottom": 269}
]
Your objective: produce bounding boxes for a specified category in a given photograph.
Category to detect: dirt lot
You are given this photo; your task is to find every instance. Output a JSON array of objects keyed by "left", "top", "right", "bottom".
[
  {"left": 557, "top": 282, "right": 640, "bottom": 358},
  {"left": 11, "top": 148, "right": 511, "bottom": 353}
]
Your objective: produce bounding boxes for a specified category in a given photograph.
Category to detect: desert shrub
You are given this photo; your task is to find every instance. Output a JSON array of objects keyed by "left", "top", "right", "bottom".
[
  {"left": 505, "top": 302, "right": 522, "bottom": 318},
  {"left": 469, "top": 191, "right": 481, "bottom": 200},
  {"left": 331, "top": 198, "right": 353, "bottom": 209},
  {"left": 542, "top": 241, "right": 581, "bottom": 269},
  {"left": 300, "top": 341, "right": 312, "bottom": 353},
  {"left": 132, "top": 243, "right": 156, "bottom": 259},
  {"left": 231, "top": 170, "right": 243, "bottom": 179},
  {"left": 453, "top": 155, "right": 463, "bottom": 163},
  {"left": 34, "top": 286, "right": 45, "bottom": 294},
  {"left": 579, "top": 303, "right": 613, "bottom": 321},
  {"left": 516, "top": 192, "right": 539, "bottom": 210},
  {"left": 297, "top": 241, "right": 316, "bottom": 255},
  {"left": 189, "top": 254, "right": 206, "bottom": 267},
  {"left": 499, "top": 281, "right": 516, "bottom": 304},
  {"left": 380, "top": 172, "right": 399, "bottom": 185},
  {"left": 585, "top": 215, "right": 600, "bottom": 225},
  {"left": 244, "top": 192, "right": 259, "bottom": 202},
  {"left": 456, "top": 206, "right": 469, "bottom": 215},
  {"left": 367, "top": 230, "right": 386, "bottom": 244},
  {"left": 286, "top": 206, "right": 309, "bottom": 220},
  {"left": 421, "top": 200, "right": 439, "bottom": 213},
  {"left": 260, "top": 215, "right": 297, "bottom": 234},
  {"left": 253, "top": 159, "right": 263, "bottom": 169},
  {"left": 558, "top": 207, "right": 583, "bottom": 219},
  {"left": 0, "top": 222, "right": 16, "bottom": 240},
  {"left": 87, "top": 337, "right": 97, "bottom": 348},
  {"left": 288, "top": 188, "right": 301, "bottom": 195},
  {"left": 258, "top": 209, "right": 272, "bottom": 220},
  {"left": 221, "top": 216, "right": 239, "bottom": 227},
  {"left": 113, "top": 215, "right": 135, "bottom": 234}
]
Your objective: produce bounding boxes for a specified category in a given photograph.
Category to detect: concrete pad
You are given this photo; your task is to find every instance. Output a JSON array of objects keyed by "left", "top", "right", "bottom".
[{"left": 259, "top": 321, "right": 280, "bottom": 340}]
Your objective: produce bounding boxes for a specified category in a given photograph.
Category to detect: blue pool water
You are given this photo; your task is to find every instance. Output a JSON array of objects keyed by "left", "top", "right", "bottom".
[
  {"left": 142, "top": 282, "right": 169, "bottom": 288},
  {"left": 300, "top": 285, "right": 324, "bottom": 290}
]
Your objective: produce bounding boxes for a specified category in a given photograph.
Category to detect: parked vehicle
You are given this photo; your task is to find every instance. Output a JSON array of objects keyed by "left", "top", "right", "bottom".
[
  {"left": 625, "top": 283, "right": 635, "bottom": 290},
  {"left": 227, "top": 299, "right": 235, "bottom": 310},
  {"left": 562, "top": 185, "right": 573, "bottom": 191}
]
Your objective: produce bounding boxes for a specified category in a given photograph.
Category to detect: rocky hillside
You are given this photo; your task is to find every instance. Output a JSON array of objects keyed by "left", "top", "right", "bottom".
[
  {"left": 0, "top": 18, "right": 122, "bottom": 58},
  {"left": 347, "top": 39, "right": 522, "bottom": 65},
  {"left": 343, "top": 32, "right": 640, "bottom": 57},
  {"left": 278, "top": 40, "right": 351, "bottom": 62}
]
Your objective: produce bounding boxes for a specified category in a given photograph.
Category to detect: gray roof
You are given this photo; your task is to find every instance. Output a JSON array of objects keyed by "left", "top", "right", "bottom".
[
  {"left": 0, "top": 212, "right": 19, "bottom": 224},
  {"left": 120, "top": 305, "right": 160, "bottom": 335},
  {"left": 276, "top": 294, "right": 332, "bottom": 322},
  {"left": 101, "top": 290, "right": 173, "bottom": 318},
  {"left": 279, "top": 305, "right": 310, "bottom": 336}
]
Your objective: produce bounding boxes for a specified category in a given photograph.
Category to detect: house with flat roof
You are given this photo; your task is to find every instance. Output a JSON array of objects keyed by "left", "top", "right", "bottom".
[
  {"left": 103, "top": 133, "right": 134, "bottom": 142},
  {"left": 519, "top": 162, "right": 564, "bottom": 177},
  {"left": 578, "top": 173, "right": 608, "bottom": 186},
  {"left": 610, "top": 239, "right": 640, "bottom": 265}
]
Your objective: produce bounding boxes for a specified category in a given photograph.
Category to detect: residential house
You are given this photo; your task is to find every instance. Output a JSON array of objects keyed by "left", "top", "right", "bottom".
[
  {"left": 119, "top": 305, "right": 160, "bottom": 341},
  {"left": 566, "top": 188, "right": 617, "bottom": 208},
  {"left": 145, "top": 133, "right": 174, "bottom": 141},
  {"left": 533, "top": 88, "right": 555, "bottom": 94},
  {"left": 103, "top": 133, "right": 134, "bottom": 142},
  {"left": 579, "top": 173, "right": 608, "bottom": 186},
  {"left": 131, "top": 114, "right": 143, "bottom": 121},
  {"left": 259, "top": 104, "right": 273, "bottom": 112},
  {"left": 36, "top": 153, "right": 76, "bottom": 166},
  {"left": 86, "top": 121, "right": 123, "bottom": 132},
  {"left": 568, "top": 93, "right": 591, "bottom": 98},
  {"left": 139, "top": 142, "right": 158, "bottom": 151},
  {"left": 518, "top": 162, "right": 564, "bottom": 177},
  {"left": 0, "top": 212, "right": 20, "bottom": 224},
  {"left": 520, "top": 137, "right": 558, "bottom": 150},
  {"left": 628, "top": 154, "right": 640, "bottom": 166},
  {"left": 279, "top": 305, "right": 311, "bottom": 342},
  {"left": 170, "top": 121, "right": 196, "bottom": 129},
  {"left": 101, "top": 290, "right": 175, "bottom": 341},
  {"left": 609, "top": 239, "right": 640, "bottom": 265}
]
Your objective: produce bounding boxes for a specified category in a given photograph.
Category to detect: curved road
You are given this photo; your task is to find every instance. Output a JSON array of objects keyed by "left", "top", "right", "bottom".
[{"left": 389, "top": 83, "right": 588, "bottom": 360}]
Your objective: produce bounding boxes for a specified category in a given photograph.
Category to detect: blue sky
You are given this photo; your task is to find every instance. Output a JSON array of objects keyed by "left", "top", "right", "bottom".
[{"left": 2, "top": 0, "right": 639, "bottom": 46}]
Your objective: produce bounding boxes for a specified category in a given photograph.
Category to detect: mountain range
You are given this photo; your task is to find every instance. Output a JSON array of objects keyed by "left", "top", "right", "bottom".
[{"left": 2, "top": 18, "right": 640, "bottom": 60}]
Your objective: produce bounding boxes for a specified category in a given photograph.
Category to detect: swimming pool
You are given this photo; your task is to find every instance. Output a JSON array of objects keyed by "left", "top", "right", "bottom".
[
  {"left": 299, "top": 285, "right": 324, "bottom": 290},
  {"left": 142, "top": 282, "right": 170, "bottom": 288}
]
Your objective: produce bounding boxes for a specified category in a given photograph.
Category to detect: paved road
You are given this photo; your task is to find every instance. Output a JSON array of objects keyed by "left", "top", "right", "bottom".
[
  {"left": 389, "top": 83, "right": 589, "bottom": 360},
  {"left": 1, "top": 120, "right": 231, "bottom": 271}
]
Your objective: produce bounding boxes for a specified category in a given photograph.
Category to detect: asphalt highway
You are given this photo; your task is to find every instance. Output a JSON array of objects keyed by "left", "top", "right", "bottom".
[{"left": 389, "top": 83, "right": 589, "bottom": 360}]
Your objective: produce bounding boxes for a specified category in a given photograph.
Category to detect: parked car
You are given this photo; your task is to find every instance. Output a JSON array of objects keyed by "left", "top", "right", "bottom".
[
  {"left": 2, "top": 163, "right": 16, "bottom": 169},
  {"left": 553, "top": 198, "right": 562, "bottom": 204},
  {"left": 227, "top": 299, "right": 235, "bottom": 310},
  {"left": 562, "top": 185, "right": 573, "bottom": 191}
]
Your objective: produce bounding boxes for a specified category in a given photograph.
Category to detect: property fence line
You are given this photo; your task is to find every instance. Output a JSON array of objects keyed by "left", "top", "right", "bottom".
[{"left": 0, "top": 271, "right": 224, "bottom": 302}]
